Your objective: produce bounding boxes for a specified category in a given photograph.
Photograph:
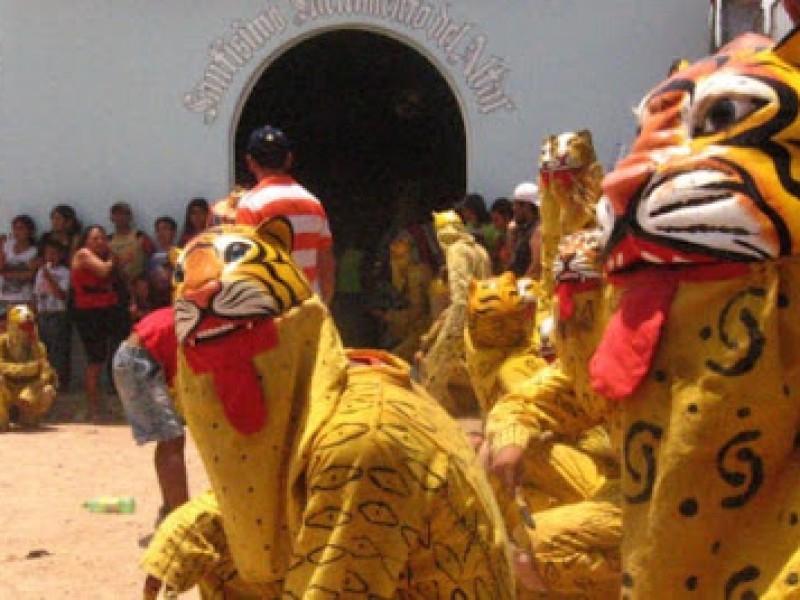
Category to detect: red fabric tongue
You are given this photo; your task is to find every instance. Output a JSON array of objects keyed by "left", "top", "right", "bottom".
[
  {"left": 556, "top": 280, "right": 600, "bottom": 320},
  {"left": 589, "top": 271, "right": 678, "bottom": 401},
  {"left": 183, "top": 319, "right": 278, "bottom": 434}
]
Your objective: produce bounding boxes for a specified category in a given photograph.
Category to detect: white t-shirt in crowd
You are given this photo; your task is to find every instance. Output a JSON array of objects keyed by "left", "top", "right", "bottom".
[
  {"left": 0, "top": 238, "right": 38, "bottom": 304},
  {"left": 34, "top": 264, "right": 70, "bottom": 313}
]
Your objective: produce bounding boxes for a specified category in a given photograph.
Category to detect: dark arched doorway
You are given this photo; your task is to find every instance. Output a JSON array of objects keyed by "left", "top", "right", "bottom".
[
  {"left": 234, "top": 29, "right": 467, "bottom": 245},
  {"left": 235, "top": 30, "right": 466, "bottom": 346}
]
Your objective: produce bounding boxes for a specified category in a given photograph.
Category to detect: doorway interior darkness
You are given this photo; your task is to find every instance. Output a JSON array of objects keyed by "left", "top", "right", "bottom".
[{"left": 235, "top": 29, "right": 467, "bottom": 249}]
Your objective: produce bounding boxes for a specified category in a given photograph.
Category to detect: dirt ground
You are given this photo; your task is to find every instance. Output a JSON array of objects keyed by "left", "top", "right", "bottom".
[{"left": 0, "top": 391, "right": 210, "bottom": 599}]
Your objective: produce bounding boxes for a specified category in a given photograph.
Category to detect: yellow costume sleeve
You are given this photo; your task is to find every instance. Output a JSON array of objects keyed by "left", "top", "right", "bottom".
[
  {"left": 140, "top": 491, "right": 225, "bottom": 593},
  {"left": 486, "top": 362, "right": 598, "bottom": 452},
  {"left": 141, "top": 491, "right": 277, "bottom": 598},
  {"left": 0, "top": 357, "right": 41, "bottom": 379}
]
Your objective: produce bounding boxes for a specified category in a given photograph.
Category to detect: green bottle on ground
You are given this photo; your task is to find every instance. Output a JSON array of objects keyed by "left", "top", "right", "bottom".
[{"left": 83, "top": 496, "right": 136, "bottom": 514}]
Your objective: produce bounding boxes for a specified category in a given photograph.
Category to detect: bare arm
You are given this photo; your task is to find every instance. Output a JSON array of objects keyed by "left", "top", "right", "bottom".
[
  {"left": 525, "top": 226, "right": 542, "bottom": 280},
  {"left": 41, "top": 267, "right": 68, "bottom": 300},
  {"left": 72, "top": 248, "right": 115, "bottom": 278},
  {"left": 318, "top": 245, "right": 336, "bottom": 305}
]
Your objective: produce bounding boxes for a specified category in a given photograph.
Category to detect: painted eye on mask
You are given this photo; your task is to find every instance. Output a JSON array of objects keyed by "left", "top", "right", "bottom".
[
  {"left": 224, "top": 241, "right": 250, "bottom": 263},
  {"left": 689, "top": 73, "right": 773, "bottom": 138},
  {"left": 692, "top": 97, "right": 767, "bottom": 137}
]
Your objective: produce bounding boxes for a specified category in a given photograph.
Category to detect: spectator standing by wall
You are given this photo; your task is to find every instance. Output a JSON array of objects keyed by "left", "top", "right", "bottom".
[
  {"left": 108, "top": 201, "right": 155, "bottom": 292},
  {"left": 39, "top": 204, "right": 82, "bottom": 259},
  {"left": 236, "top": 125, "right": 335, "bottom": 304},
  {"left": 0, "top": 214, "right": 39, "bottom": 320},
  {"left": 489, "top": 197, "right": 513, "bottom": 274},
  {"left": 70, "top": 225, "right": 127, "bottom": 422},
  {"left": 146, "top": 216, "right": 178, "bottom": 309},
  {"left": 178, "top": 197, "right": 210, "bottom": 248},
  {"left": 508, "top": 182, "right": 542, "bottom": 279},
  {"left": 33, "top": 239, "right": 71, "bottom": 391}
]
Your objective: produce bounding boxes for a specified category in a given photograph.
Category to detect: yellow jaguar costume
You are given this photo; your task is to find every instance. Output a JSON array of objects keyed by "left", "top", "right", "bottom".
[
  {"left": 589, "top": 28, "right": 800, "bottom": 598},
  {"left": 464, "top": 271, "right": 544, "bottom": 414},
  {"left": 0, "top": 305, "right": 56, "bottom": 430},
  {"left": 486, "top": 230, "right": 621, "bottom": 598},
  {"left": 382, "top": 236, "right": 432, "bottom": 363},
  {"left": 150, "top": 220, "right": 514, "bottom": 597},
  {"left": 418, "top": 210, "right": 492, "bottom": 416},
  {"left": 537, "top": 130, "right": 603, "bottom": 323}
]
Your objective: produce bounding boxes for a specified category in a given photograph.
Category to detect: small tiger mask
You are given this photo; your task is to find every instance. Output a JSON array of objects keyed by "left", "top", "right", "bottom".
[
  {"left": 432, "top": 209, "right": 468, "bottom": 249},
  {"left": 467, "top": 271, "right": 536, "bottom": 348},
  {"left": 553, "top": 229, "right": 603, "bottom": 285}
]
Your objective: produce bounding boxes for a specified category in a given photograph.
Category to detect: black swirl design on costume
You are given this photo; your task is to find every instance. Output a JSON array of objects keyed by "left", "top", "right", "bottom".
[
  {"left": 624, "top": 421, "right": 663, "bottom": 504},
  {"left": 724, "top": 565, "right": 760, "bottom": 600},
  {"left": 706, "top": 288, "right": 766, "bottom": 376},
  {"left": 717, "top": 430, "right": 764, "bottom": 509}
]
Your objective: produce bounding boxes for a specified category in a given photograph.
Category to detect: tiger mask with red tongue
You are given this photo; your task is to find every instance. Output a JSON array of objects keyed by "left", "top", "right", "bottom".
[
  {"left": 591, "top": 30, "right": 800, "bottom": 400},
  {"left": 588, "top": 26, "right": 800, "bottom": 599}
]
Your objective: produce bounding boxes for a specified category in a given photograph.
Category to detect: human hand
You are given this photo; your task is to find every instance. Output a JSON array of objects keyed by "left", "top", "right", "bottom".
[
  {"left": 490, "top": 444, "right": 526, "bottom": 492},
  {"left": 143, "top": 574, "right": 162, "bottom": 599},
  {"left": 514, "top": 547, "right": 548, "bottom": 592}
]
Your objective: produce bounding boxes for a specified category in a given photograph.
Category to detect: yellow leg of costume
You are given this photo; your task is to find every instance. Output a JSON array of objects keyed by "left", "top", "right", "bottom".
[{"left": 522, "top": 498, "right": 621, "bottom": 598}]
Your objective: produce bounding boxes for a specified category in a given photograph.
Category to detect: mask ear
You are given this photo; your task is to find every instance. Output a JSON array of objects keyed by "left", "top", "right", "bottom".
[
  {"left": 257, "top": 216, "right": 294, "bottom": 253},
  {"left": 774, "top": 23, "right": 800, "bottom": 66},
  {"left": 667, "top": 58, "right": 690, "bottom": 76}
]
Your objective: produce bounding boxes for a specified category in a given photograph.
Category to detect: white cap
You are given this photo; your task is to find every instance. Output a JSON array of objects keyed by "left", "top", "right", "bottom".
[{"left": 512, "top": 182, "right": 540, "bottom": 206}]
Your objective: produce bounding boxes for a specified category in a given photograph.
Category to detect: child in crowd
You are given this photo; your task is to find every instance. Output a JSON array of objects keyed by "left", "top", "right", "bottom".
[
  {"left": 33, "top": 239, "right": 71, "bottom": 391},
  {"left": 147, "top": 216, "right": 178, "bottom": 309},
  {"left": 129, "top": 274, "right": 155, "bottom": 324}
]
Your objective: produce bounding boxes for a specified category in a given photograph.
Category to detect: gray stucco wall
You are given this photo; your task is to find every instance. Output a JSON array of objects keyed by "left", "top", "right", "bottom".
[{"left": 1, "top": 1, "right": 713, "bottom": 235}]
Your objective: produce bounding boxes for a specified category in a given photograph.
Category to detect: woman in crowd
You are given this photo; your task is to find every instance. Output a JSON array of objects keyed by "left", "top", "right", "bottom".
[
  {"left": 70, "top": 225, "right": 127, "bottom": 422},
  {"left": 489, "top": 197, "right": 513, "bottom": 273},
  {"left": 0, "top": 214, "right": 40, "bottom": 320},
  {"left": 39, "top": 204, "right": 82, "bottom": 259},
  {"left": 178, "top": 197, "right": 209, "bottom": 248},
  {"left": 456, "top": 193, "right": 493, "bottom": 247}
]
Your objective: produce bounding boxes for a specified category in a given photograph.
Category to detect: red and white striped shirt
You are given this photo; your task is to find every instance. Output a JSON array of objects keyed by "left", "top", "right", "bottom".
[{"left": 236, "top": 175, "right": 332, "bottom": 292}]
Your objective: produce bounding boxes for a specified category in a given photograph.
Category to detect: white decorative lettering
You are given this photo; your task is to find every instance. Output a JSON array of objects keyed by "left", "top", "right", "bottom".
[
  {"left": 184, "top": 1, "right": 516, "bottom": 124},
  {"left": 412, "top": 4, "right": 432, "bottom": 29}
]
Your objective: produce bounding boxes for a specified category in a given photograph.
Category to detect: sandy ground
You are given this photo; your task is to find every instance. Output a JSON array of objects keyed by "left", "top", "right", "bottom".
[{"left": 0, "top": 391, "right": 210, "bottom": 599}]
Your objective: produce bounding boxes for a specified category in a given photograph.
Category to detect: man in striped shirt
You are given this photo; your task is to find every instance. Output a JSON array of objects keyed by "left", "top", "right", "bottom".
[{"left": 236, "top": 125, "right": 335, "bottom": 304}]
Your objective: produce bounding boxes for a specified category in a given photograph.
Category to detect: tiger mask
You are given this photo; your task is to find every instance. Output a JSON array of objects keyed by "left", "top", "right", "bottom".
[
  {"left": 598, "top": 32, "right": 800, "bottom": 270},
  {"left": 173, "top": 219, "right": 312, "bottom": 345},
  {"left": 592, "top": 30, "right": 800, "bottom": 401},
  {"left": 467, "top": 271, "right": 535, "bottom": 348}
]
